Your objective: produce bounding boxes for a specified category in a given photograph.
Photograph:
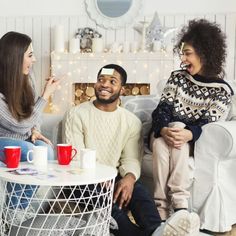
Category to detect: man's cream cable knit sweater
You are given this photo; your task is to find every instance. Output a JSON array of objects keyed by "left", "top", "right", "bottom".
[{"left": 63, "top": 101, "right": 143, "bottom": 180}]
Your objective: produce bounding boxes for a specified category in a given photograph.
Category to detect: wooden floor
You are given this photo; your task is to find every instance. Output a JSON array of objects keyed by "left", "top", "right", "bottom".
[
  {"left": 216, "top": 225, "right": 236, "bottom": 236},
  {"left": 128, "top": 211, "right": 236, "bottom": 235},
  {"left": 209, "top": 225, "right": 236, "bottom": 236}
]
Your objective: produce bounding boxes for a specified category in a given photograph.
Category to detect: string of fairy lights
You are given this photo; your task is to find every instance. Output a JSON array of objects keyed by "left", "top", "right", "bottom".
[{"left": 49, "top": 50, "right": 176, "bottom": 114}]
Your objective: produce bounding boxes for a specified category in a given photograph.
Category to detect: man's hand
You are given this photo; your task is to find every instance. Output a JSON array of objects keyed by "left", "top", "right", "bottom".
[
  {"left": 31, "top": 129, "right": 52, "bottom": 146},
  {"left": 113, "top": 173, "right": 136, "bottom": 209},
  {"left": 160, "top": 127, "right": 192, "bottom": 149}
]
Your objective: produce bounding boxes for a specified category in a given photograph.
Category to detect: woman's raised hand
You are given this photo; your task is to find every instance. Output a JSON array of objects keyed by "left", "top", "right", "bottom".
[{"left": 42, "top": 76, "right": 60, "bottom": 100}]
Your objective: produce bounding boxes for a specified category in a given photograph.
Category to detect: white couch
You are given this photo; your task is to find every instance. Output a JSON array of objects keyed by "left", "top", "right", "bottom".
[
  {"left": 120, "top": 81, "right": 236, "bottom": 233},
  {"left": 41, "top": 80, "right": 236, "bottom": 233}
]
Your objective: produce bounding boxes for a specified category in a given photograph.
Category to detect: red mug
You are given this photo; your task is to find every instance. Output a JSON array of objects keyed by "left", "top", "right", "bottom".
[
  {"left": 57, "top": 144, "right": 77, "bottom": 165},
  {"left": 1, "top": 146, "right": 21, "bottom": 168}
]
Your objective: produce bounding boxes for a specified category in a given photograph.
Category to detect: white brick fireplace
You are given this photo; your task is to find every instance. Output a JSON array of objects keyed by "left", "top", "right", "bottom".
[{"left": 50, "top": 51, "right": 176, "bottom": 114}]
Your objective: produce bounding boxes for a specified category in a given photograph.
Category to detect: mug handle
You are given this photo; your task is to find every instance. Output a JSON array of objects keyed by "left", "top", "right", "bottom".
[
  {"left": 71, "top": 148, "right": 77, "bottom": 160},
  {"left": 27, "top": 150, "right": 34, "bottom": 163}
]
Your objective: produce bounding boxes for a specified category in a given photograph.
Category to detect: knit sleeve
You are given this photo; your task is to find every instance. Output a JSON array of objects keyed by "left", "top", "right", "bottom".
[
  {"left": 0, "top": 94, "right": 46, "bottom": 135},
  {"left": 118, "top": 118, "right": 143, "bottom": 180},
  {"left": 63, "top": 107, "right": 85, "bottom": 157},
  {"left": 186, "top": 88, "right": 232, "bottom": 143},
  {"left": 151, "top": 74, "right": 177, "bottom": 138}
]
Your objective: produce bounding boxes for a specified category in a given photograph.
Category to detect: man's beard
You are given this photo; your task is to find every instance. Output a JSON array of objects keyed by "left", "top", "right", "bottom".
[{"left": 95, "top": 90, "right": 121, "bottom": 104}]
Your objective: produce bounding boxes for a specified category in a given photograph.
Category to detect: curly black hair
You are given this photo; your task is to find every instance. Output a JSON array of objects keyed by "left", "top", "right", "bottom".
[{"left": 173, "top": 19, "right": 227, "bottom": 79}]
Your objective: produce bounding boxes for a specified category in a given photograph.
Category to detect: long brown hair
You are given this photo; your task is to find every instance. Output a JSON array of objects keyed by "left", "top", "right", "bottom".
[{"left": 0, "top": 31, "right": 35, "bottom": 121}]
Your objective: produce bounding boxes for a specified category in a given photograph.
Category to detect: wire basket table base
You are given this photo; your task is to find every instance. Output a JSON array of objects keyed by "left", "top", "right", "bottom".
[{"left": 0, "top": 179, "right": 115, "bottom": 236}]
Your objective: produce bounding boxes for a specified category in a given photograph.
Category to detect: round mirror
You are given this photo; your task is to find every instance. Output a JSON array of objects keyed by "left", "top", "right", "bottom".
[
  {"left": 85, "top": 0, "right": 142, "bottom": 29},
  {"left": 97, "top": 0, "right": 132, "bottom": 18}
]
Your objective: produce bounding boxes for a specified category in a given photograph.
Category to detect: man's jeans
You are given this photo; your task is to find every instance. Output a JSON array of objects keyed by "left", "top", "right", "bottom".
[
  {"left": 111, "top": 176, "right": 162, "bottom": 236},
  {"left": 0, "top": 137, "right": 54, "bottom": 209},
  {"left": 61, "top": 175, "right": 162, "bottom": 236}
]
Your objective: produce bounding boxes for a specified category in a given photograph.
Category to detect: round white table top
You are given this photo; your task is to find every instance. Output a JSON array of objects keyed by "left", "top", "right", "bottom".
[{"left": 0, "top": 161, "right": 117, "bottom": 186}]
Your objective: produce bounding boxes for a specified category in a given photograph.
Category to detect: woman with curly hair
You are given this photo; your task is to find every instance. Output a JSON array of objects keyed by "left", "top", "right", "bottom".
[{"left": 149, "top": 19, "right": 234, "bottom": 221}]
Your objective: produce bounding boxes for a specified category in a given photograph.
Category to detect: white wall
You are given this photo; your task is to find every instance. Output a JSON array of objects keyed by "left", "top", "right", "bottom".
[
  {"left": 0, "top": 0, "right": 236, "bottom": 96},
  {"left": 1, "top": 0, "right": 236, "bottom": 16},
  {"left": 143, "top": 0, "right": 236, "bottom": 14}
]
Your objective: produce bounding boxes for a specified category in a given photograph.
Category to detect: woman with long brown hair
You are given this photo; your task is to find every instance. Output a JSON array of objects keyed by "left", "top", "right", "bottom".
[{"left": 0, "top": 31, "right": 59, "bottom": 220}]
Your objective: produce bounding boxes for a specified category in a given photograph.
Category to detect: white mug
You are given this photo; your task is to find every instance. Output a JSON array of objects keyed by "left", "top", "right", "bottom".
[
  {"left": 27, "top": 146, "right": 48, "bottom": 170},
  {"left": 79, "top": 148, "right": 96, "bottom": 169}
]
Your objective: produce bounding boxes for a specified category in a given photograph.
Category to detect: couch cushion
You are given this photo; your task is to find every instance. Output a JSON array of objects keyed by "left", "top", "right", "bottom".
[
  {"left": 41, "top": 114, "right": 64, "bottom": 146},
  {"left": 120, "top": 79, "right": 166, "bottom": 142},
  {"left": 141, "top": 153, "right": 153, "bottom": 178},
  {"left": 121, "top": 95, "right": 160, "bottom": 145}
]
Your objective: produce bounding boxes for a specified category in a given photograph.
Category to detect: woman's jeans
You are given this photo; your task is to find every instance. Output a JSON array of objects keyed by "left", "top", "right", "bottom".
[{"left": 0, "top": 137, "right": 54, "bottom": 209}]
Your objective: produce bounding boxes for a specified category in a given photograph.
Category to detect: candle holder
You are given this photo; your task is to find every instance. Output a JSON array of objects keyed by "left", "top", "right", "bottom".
[{"left": 54, "top": 25, "right": 65, "bottom": 52}]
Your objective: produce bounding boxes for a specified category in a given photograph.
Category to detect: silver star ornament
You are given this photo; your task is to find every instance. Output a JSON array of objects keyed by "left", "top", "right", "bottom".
[{"left": 134, "top": 12, "right": 178, "bottom": 51}]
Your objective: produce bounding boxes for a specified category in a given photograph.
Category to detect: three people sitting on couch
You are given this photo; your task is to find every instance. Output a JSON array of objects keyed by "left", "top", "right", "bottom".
[{"left": 1, "top": 18, "right": 234, "bottom": 236}]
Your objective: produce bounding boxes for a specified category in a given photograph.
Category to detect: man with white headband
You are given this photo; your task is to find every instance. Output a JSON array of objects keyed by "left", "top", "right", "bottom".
[{"left": 63, "top": 64, "right": 200, "bottom": 236}]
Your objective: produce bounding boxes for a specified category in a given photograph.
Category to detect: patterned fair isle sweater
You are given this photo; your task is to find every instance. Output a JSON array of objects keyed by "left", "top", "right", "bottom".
[
  {"left": 0, "top": 93, "right": 47, "bottom": 140},
  {"left": 151, "top": 70, "right": 234, "bottom": 143},
  {"left": 63, "top": 101, "right": 143, "bottom": 180}
]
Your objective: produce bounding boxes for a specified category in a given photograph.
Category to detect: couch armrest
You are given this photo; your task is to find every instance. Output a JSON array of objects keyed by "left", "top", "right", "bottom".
[
  {"left": 194, "top": 121, "right": 236, "bottom": 161},
  {"left": 192, "top": 121, "right": 236, "bottom": 232}
]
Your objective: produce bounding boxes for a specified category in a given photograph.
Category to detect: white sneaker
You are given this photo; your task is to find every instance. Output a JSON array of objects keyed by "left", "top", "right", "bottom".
[
  {"left": 188, "top": 212, "right": 200, "bottom": 236},
  {"left": 110, "top": 216, "right": 119, "bottom": 230},
  {"left": 152, "top": 210, "right": 200, "bottom": 236}
]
